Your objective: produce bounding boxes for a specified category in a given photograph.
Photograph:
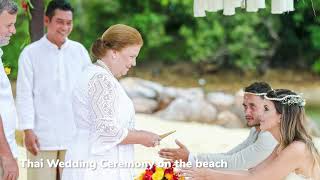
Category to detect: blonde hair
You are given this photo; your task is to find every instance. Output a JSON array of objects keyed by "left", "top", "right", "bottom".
[
  {"left": 91, "top": 24, "right": 143, "bottom": 60},
  {"left": 266, "top": 89, "right": 320, "bottom": 177}
]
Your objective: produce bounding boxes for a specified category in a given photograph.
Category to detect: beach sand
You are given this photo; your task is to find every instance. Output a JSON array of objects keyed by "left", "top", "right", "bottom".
[{"left": 17, "top": 114, "right": 320, "bottom": 179}]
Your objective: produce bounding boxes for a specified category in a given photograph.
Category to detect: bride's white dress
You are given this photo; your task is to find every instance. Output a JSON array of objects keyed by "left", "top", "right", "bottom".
[
  {"left": 62, "top": 61, "right": 135, "bottom": 180},
  {"left": 286, "top": 173, "right": 312, "bottom": 180}
]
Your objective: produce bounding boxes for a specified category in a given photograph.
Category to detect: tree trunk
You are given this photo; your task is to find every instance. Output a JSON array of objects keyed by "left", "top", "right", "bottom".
[{"left": 29, "top": 0, "right": 45, "bottom": 42}]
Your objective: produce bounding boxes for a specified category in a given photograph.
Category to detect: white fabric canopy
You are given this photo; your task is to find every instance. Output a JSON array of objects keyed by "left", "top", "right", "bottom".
[{"left": 194, "top": 0, "right": 295, "bottom": 16}]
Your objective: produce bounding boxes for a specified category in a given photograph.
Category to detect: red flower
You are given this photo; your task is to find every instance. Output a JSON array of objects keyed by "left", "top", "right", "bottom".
[
  {"left": 143, "top": 168, "right": 154, "bottom": 180},
  {"left": 164, "top": 167, "right": 174, "bottom": 174},
  {"left": 151, "top": 164, "right": 156, "bottom": 173},
  {"left": 21, "top": 0, "right": 28, "bottom": 12},
  {"left": 173, "top": 174, "right": 179, "bottom": 180}
]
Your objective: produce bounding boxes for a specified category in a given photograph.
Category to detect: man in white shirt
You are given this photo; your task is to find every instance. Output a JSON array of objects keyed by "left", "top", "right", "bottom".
[
  {"left": 159, "top": 82, "right": 278, "bottom": 170},
  {"left": 16, "top": 1, "right": 91, "bottom": 180},
  {"left": 0, "top": 1, "right": 19, "bottom": 179}
]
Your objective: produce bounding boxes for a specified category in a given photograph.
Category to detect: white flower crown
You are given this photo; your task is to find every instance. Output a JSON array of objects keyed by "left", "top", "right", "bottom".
[
  {"left": 264, "top": 94, "right": 306, "bottom": 107},
  {"left": 244, "top": 92, "right": 267, "bottom": 96}
]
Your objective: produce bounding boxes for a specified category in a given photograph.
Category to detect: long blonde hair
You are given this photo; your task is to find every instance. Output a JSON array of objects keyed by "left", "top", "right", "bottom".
[{"left": 266, "top": 89, "right": 320, "bottom": 177}]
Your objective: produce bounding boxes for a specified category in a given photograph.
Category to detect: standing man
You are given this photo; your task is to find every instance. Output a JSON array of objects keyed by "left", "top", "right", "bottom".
[
  {"left": 159, "top": 82, "right": 278, "bottom": 170},
  {"left": 16, "top": 1, "right": 91, "bottom": 180},
  {"left": 0, "top": 0, "right": 19, "bottom": 180}
]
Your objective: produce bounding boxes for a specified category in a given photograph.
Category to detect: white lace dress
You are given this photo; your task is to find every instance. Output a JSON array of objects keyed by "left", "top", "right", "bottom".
[{"left": 62, "top": 60, "right": 135, "bottom": 180}]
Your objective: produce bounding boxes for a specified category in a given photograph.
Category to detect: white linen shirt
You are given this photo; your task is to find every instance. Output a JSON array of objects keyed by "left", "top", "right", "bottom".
[
  {"left": 0, "top": 48, "right": 18, "bottom": 157},
  {"left": 16, "top": 35, "right": 91, "bottom": 150}
]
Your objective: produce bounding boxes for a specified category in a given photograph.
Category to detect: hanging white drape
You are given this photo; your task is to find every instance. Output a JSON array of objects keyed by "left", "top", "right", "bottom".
[{"left": 194, "top": 0, "right": 295, "bottom": 17}]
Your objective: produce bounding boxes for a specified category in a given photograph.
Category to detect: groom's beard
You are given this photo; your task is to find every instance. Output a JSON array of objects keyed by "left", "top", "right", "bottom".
[
  {"left": 247, "top": 122, "right": 260, "bottom": 127},
  {"left": 247, "top": 123, "right": 260, "bottom": 127},
  {"left": 246, "top": 116, "right": 260, "bottom": 127}
]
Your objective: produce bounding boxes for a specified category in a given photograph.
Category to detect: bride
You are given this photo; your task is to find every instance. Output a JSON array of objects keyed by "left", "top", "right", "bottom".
[
  {"left": 181, "top": 89, "right": 320, "bottom": 180},
  {"left": 62, "top": 24, "right": 161, "bottom": 180}
]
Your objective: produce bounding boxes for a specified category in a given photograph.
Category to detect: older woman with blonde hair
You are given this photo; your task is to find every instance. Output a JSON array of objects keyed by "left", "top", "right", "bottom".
[
  {"left": 182, "top": 89, "right": 320, "bottom": 180},
  {"left": 62, "top": 24, "right": 161, "bottom": 180}
]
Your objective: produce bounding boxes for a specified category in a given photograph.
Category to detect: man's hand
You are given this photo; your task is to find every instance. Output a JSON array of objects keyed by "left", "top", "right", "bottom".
[
  {"left": 1, "top": 156, "right": 19, "bottom": 180},
  {"left": 158, "top": 139, "right": 189, "bottom": 162},
  {"left": 24, "top": 129, "right": 40, "bottom": 156}
]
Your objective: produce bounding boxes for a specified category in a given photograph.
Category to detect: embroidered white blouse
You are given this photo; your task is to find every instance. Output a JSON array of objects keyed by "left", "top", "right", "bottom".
[{"left": 63, "top": 60, "right": 135, "bottom": 180}]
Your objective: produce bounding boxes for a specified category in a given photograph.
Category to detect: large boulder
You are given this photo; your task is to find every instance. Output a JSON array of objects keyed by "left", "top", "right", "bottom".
[
  {"left": 176, "top": 88, "right": 205, "bottom": 100},
  {"left": 157, "top": 87, "right": 178, "bottom": 111},
  {"left": 188, "top": 99, "right": 218, "bottom": 123},
  {"left": 156, "top": 98, "right": 191, "bottom": 121},
  {"left": 157, "top": 87, "right": 205, "bottom": 111},
  {"left": 206, "top": 92, "right": 235, "bottom": 111},
  {"left": 215, "top": 111, "right": 244, "bottom": 128},
  {"left": 120, "top": 77, "right": 163, "bottom": 99},
  {"left": 132, "top": 98, "right": 159, "bottom": 114},
  {"left": 156, "top": 97, "right": 217, "bottom": 123},
  {"left": 230, "top": 89, "right": 246, "bottom": 124}
]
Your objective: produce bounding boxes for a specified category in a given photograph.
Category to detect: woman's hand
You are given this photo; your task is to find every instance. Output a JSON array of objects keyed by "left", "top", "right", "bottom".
[
  {"left": 180, "top": 167, "right": 209, "bottom": 180},
  {"left": 138, "top": 130, "right": 161, "bottom": 147}
]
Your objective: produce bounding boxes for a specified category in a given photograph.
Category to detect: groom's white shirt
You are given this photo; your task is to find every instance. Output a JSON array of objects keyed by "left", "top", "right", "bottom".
[
  {"left": 188, "top": 127, "right": 278, "bottom": 170},
  {"left": 16, "top": 35, "right": 91, "bottom": 150}
]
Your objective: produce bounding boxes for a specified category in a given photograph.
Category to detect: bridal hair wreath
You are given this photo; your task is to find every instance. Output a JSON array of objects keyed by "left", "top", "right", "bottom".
[
  {"left": 244, "top": 92, "right": 267, "bottom": 96},
  {"left": 264, "top": 93, "right": 306, "bottom": 107}
]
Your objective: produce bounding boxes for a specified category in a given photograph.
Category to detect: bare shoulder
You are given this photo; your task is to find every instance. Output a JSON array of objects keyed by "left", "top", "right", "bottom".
[
  {"left": 281, "top": 141, "right": 307, "bottom": 158},
  {"left": 288, "top": 141, "right": 307, "bottom": 151}
]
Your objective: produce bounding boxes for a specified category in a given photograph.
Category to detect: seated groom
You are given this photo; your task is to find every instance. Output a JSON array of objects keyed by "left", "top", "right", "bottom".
[{"left": 159, "top": 82, "right": 278, "bottom": 170}]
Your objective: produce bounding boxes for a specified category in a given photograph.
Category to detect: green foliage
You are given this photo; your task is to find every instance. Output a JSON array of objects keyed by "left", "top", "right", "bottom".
[
  {"left": 2, "top": 0, "right": 320, "bottom": 79},
  {"left": 312, "top": 59, "right": 320, "bottom": 74},
  {"left": 2, "top": 5, "right": 30, "bottom": 79}
]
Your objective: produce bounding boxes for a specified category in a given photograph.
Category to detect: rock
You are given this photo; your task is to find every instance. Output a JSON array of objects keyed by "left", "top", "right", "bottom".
[
  {"left": 157, "top": 87, "right": 178, "bottom": 110},
  {"left": 120, "top": 77, "right": 163, "bottom": 99},
  {"left": 207, "top": 92, "right": 235, "bottom": 111},
  {"left": 156, "top": 97, "right": 217, "bottom": 123},
  {"left": 188, "top": 99, "right": 218, "bottom": 123},
  {"left": 234, "top": 89, "right": 245, "bottom": 108},
  {"left": 229, "top": 105, "right": 246, "bottom": 125},
  {"left": 216, "top": 111, "right": 244, "bottom": 128},
  {"left": 176, "top": 88, "right": 205, "bottom": 100},
  {"left": 229, "top": 89, "right": 246, "bottom": 124},
  {"left": 137, "top": 78, "right": 164, "bottom": 95},
  {"left": 132, "top": 98, "right": 159, "bottom": 114},
  {"left": 157, "top": 87, "right": 205, "bottom": 111},
  {"left": 156, "top": 98, "right": 191, "bottom": 121}
]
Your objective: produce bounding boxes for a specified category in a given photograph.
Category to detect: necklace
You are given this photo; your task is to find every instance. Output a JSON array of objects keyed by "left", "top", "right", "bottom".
[{"left": 95, "top": 60, "right": 113, "bottom": 76}]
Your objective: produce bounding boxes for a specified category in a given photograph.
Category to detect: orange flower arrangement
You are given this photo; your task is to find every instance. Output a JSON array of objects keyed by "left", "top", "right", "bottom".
[{"left": 135, "top": 163, "right": 184, "bottom": 180}]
